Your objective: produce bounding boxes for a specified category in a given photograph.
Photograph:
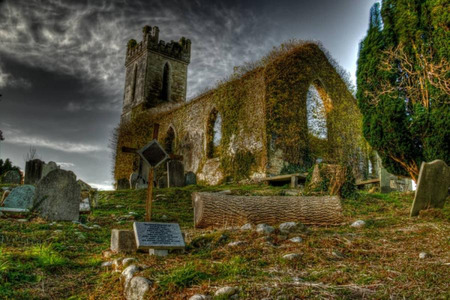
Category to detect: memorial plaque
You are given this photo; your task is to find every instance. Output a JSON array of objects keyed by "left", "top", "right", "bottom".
[
  {"left": 137, "top": 140, "right": 168, "bottom": 168},
  {"left": 133, "top": 222, "right": 185, "bottom": 250}
]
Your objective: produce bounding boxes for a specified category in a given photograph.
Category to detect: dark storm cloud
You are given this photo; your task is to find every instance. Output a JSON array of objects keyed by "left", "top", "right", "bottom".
[{"left": 0, "top": 0, "right": 377, "bottom": 189}]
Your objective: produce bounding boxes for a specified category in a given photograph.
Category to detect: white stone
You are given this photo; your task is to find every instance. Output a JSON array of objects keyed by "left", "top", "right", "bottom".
[
  {"left": 283, "top": 253, "right": 301, "bottom": 260},
  {"left": 125, "top": 276, "right": 152, "bottom": 300},
  {"left": 351, "top": 220, "right": 366, "bottom": 228},
  {"left": 189, "top": 295, "right": 209, "bottom": 300},
  {"left": 256, "top": 223, "right": 274, "bottom": 235},
  {"left": 53, "top": 230, "right": 63, "bottom": 234},
  {"left": 419, "top": 252, "right": 430, "bottom": 259},
  {"left": 122, "top": 257, "right": 137, "bottom": 267},
  {"left": 121, "top": 264, "right": 140, "bottom": 289},
  {"left": 289, "top": 237, "right": 302, "bottom": 243},
  {"left": 79, "top": 198, "right": 91, "bottom": 212},
  {"left": 228, "top": 241, "right": 246, "bottom": 247},
  {"left": 101, "top": 261, "right": 113, "bottom": 268},
  {"left": 279, "top": 222, "right": 297, "bottom": 234},
  {"left": 214, "top": 286, "right": 236, "bottom": 297},
  {"left": 240, "top": 223, "right": 253, "bottom": 230}
]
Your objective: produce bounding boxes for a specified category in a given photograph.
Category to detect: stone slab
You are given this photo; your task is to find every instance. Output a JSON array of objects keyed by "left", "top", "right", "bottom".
[
  {"left": 0, "top": 207, "right": 30, "bottom": 214},
  {"left": 185, "top": 171, "right": 196, "bottom": 185},
  {"left": 167, "top": 160, "right": 184, "bottom": 187},
  {"left": 3, "top": 185, "right": 35, "bottom": 209},
  {"left": 133, "top": 222, "right": 185, "bottom": 250},
  {"left": 111, "top": 229, "right": 137, "bottom": 253},
  {"left": 24, "top": 159, "right": 44, "bottom": 185},
  {"left": 410, "top": 160, "right": 450, "bottom": 217}
]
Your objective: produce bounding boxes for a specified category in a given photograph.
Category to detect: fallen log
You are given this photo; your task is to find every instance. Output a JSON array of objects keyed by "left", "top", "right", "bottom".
[{"left": 193, "top": 192, "right": 343, "bottom": 228}]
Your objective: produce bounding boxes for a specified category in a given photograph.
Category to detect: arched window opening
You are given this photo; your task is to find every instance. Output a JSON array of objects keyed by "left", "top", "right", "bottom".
[
  {"left": 306, "top": 80, "right": 330, "bottom": 140},
  {"left": 161, "top": 62, "right": 170, "bottom": 101},
  {"left": 207, "top": 109, "right": 222, "bottom": 158},
  {"left": 164, "top": 126, "right": 176, "bottom": 154},
  {"left": 131, "top": 64, "right": 138, "bottom": 102}
]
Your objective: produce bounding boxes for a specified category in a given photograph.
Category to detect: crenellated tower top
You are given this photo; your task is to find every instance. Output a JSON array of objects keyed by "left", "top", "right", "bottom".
[{"left": 125, "top": 25, "right": 191, "bottom": 66}]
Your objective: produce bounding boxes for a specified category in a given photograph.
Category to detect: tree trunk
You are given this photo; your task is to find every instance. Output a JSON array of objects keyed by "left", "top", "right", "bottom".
[{"left": 193, "top": 192, "right": 344, "bottom": 228}]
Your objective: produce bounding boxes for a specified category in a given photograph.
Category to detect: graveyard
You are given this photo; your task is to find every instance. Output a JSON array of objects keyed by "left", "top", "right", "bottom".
[
  {"left": 0, "top": 182, "right": 449, "bottom": 299},
  {"left": 1, "top": 1, "right": 449, "bottom": 299}
]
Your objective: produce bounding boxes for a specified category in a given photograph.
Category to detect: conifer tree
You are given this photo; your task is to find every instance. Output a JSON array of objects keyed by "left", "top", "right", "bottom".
[{"left": 357, "top": 0, "right": 449, "bottom": 182}]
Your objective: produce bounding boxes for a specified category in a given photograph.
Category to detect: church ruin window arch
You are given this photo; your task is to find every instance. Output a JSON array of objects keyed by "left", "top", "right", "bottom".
[
  {"left": 131, "top": 64, "right": 138, "bottom": 102},
  {"left": 164, "top": 126, "right": 176, "bottom": 154},
  {"left": 206, "top": 108, "right": 222, "bottom": 158},
  {"left": 161, "top": 62, "right": 171, "bottom": 101}
]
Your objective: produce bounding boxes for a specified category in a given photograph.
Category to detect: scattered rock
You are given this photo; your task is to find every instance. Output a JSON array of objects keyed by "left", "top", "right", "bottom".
[
  {"left": 228, "top": 241, "right": 246, "bottom": 247},
  {"left": 256, "top": 223, "right": 274, "bottom": 235},
  {"left": 122, "top": 258, "right": 137, "bottom": 267},
  {"left": 189, "top": 295, "right": 210, "bottom": 300},
  {"left": 279, "top": 222, "right": 305, "bottom": 234},
  {"left": 332, "top": 250, "right": 345, "bottom": 259},
  {"left": 214, "top": 286, "right": 237, "bottom": 297},
  {"left": 283, "top": 253, "right": 301, "bottom": 260},
  {"left": 350, "top": 220, "right": 366, "bottom": 228},
  {"left": 240, "top": 223, "right": 253, "bottom": 230},
  {"left": 101, "top": 261, "right": 113, "bottom": 268},
  {"left": 121, "top": 264, "right": 140, "bottom": 289},
  {"left": 92, "top": 224, "right": 101, "bottom": 229},
  {"left": 125, "top": 276, "right": 152, "bottom": 300},
  {"left": 289, "top": 237, "right": 302, "bottom": 243},
  {"left": 284, "top": 189, "right": 300, "bottom": 196},
  {"left": 419, "top": 252, "right": 430, "bottom": 259}
]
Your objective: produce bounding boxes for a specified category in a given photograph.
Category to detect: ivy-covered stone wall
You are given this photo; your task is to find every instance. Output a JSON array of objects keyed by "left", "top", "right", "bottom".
[{"left": 114, "top": 42, "right": 361, "bottom": 186}]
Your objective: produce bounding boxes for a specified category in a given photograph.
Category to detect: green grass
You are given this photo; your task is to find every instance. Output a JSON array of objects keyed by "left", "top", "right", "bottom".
[{"left": 0, "top": 185, "right": 449, "bottom": 299}]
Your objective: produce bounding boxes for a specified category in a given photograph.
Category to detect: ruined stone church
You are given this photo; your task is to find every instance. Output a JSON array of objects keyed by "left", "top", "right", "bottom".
[{"left": 114, "top": 25, "right": 361, "bottom": 187}]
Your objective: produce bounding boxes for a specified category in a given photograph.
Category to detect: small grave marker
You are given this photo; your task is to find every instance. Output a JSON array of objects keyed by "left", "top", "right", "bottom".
[{"left": 133, "top": 222, "right": 185, "bottom": 250}]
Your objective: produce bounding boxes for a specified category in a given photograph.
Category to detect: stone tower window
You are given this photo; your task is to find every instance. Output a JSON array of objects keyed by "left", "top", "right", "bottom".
[
  {"left": 161, "top": 62, "right": 171, "bottom": 101},
  {"left": 207, "top": 109, "right": 222, "bottom": 158},
  {"left": 164, "top": 126, "right": 176, "bottom": 154},
  {"left": 131, "top": 64, "right": 138, "bottom": 102}
]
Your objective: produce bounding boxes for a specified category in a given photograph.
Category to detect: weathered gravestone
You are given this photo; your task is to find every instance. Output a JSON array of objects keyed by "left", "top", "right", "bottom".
[
  {"left": 0, "top": 185, "right": 35, "bottom": 213},
  {"left": 157, "top": 176, "right": 167, "bottom": 188},
  {"left": 167, "top": 160, "right": 184, "bottom": 187},
  {"left": 1, "top": 170, "right": 21, "bottom": 184},
  {"left": 129, "top": 172, "right": 139, "bottom": 189},
  {"left": 24, "top": 159, "right": 44, "bottom": 185},
  {"left": 42, "top": 161, "right": 59, "bottom": 178},
  {"left": 133, "top": 222, "right": 185, "bottom": 256},
  {"left": 33, "top": 169, "right": 81, "bottom": 221},
  {"left": 117, "top": 178, "right": 130, "bottom": 190},
  {"left": 111, "top": 229, "right": 137, "bottom": 253},
  {"left": 410, "top": 160, "right": 450, "bottom": 217},
  {"left": 185, "top": 171, "right": 197, "bottom": 186}
]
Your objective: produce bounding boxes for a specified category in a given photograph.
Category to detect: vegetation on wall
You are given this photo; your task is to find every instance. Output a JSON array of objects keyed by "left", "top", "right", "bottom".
[{"left": 357, "top": 1, "right": 450, "bottom": 182}]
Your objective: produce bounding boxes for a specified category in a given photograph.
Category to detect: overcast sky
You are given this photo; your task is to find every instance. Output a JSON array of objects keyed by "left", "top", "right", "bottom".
[{"left": 0, "top": 0, "right": 377, "bottom": 190}]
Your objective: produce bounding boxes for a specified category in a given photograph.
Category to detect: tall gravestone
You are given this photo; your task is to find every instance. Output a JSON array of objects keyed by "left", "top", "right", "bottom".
[
  {"left": 185, "top": 171, "right": 196, "bottom": 186},
  {"left": 1, "top": 170, "right": 21, "bottom": 184},
  {"left": 167, "top": 160, "right": 184, "bottom": 187},
  {"left": 33, "top": 169, "right": 81, "bottom": 221},
  {"left": 42, "top": 161, "right": 59, "bottom": 178},
  {"left": 410, "top": 160, "right": 450, "bottom": 217},
  {"left": 24, "top": 159, "right": 44, "bottom": 185}
]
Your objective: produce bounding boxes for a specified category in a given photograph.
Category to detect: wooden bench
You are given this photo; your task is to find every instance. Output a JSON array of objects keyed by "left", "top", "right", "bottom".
[{"left": 261, "top": 173, "right": 308, "bottom": 188}]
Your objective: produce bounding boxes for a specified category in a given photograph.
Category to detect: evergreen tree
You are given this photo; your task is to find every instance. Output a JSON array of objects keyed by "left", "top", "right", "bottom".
[
  {"left": 357, "top": 0, "right": 450, "bottom": 182},
  {"left": 0, "top": 158, "right": 20, "bottom": 176}
]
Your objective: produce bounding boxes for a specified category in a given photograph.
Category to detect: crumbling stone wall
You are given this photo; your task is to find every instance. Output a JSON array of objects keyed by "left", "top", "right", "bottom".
[{"left": 114, "top": 30, "right": 361, "bottom": 186}]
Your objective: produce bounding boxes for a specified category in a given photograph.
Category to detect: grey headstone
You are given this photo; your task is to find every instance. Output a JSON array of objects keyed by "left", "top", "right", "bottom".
[
  {"left": 2, "top": 185, "right": 35, "bottom": 209},
  {"left": 167, "top": 160, "right": 184, "bottom": 187},
  {"left": 410, "top": 160, "right": 450, "bottom": 217},
  {"left": 117, "top": 178, "right": 130, "bottom": 190},
  {"left": 133, "top": 222, "right": 185, "bottom": 250},
  {"left": 129, "top": 172, "right": 139, "bottom": 189},
  {"left": 33, "top": 169, "right": 80, "bottom": 221},
  {"left": 111, "top": 229, "right": 137, "bottom": 253},
  {"left": 24, "top": 159, "right": 44, "bottom": 184},
  {"left": 1, "top": 170, "right": 21, "bottom": 184},
  {"left": 42, "top": 161, "right": 59, "bottom": 178},
  {"left": 157, "top": 176, "right": 167, "bottom": 188},
  {"left": 185, "top": 171, "right": 197, "bottom": 185}
]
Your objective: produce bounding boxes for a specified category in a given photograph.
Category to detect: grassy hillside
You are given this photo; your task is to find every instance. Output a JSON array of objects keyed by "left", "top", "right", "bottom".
[{"left": 0, "top": 185, "right": 449, "bottom": 299}]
